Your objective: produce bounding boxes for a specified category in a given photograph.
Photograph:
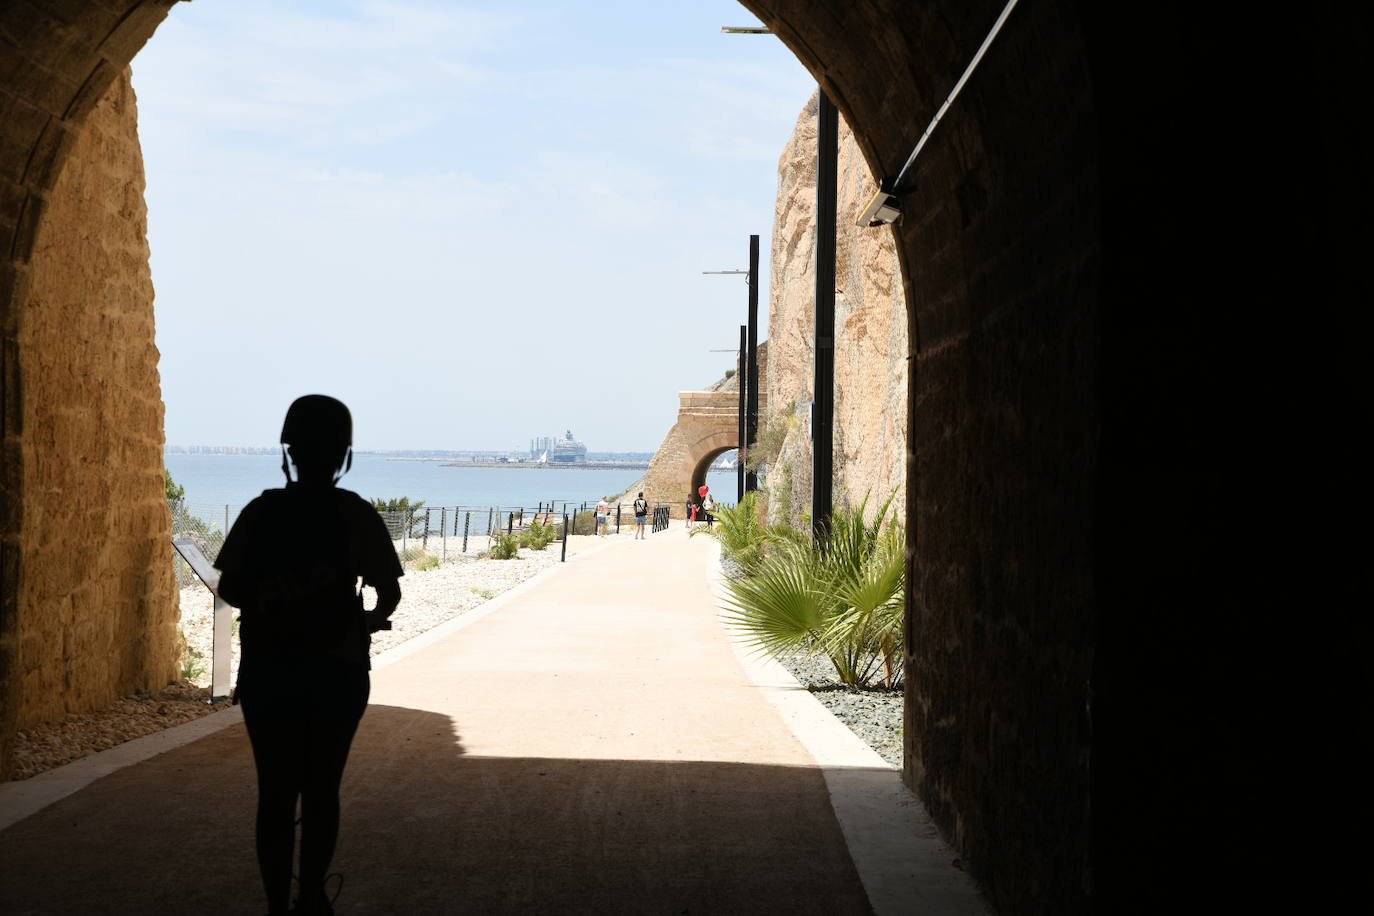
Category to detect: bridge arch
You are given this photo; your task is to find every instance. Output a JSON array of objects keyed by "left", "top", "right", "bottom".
[
  {"left": 640, "top": 389, "right": 753, "bottom": 516},
  {"left": 690, "top": 442, "right": 736, "bottom": 501}
]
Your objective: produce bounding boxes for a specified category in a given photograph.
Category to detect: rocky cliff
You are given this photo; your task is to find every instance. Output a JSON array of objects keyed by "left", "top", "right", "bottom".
[{"left": 762, "top": 92, "right": 907, "bottom": 527}]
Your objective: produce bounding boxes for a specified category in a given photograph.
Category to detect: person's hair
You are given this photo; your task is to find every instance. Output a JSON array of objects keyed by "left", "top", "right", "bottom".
[{"left": 638, "top": 492, "right": 644, "bottom": 498}]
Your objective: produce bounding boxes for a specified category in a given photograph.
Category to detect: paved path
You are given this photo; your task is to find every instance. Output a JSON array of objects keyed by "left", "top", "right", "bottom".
[{"left": 0, "top": 529, "right": 876, "bottom": 914}]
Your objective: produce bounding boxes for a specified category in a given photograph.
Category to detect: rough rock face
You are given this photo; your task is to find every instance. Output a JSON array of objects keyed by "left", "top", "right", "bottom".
[
  {"left": 15, "top": 70, "right": 177, "bottom": 733},
  {"left": 763, "top": 92, "right": 907, "bottom": 527}
]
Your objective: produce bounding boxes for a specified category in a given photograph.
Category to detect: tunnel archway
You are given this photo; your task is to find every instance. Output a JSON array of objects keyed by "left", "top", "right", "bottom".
[
  {"left": 689, "top": 443, "right": 736, "bottom": 503},
  {"left": 3, "top": 3, "right": 1368, "bottom": 913}
]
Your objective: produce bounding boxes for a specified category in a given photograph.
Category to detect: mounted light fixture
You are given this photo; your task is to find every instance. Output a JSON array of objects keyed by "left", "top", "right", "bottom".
[
  {"left": 856, "top": 176, "right": 902, "bottom": 227},
  {"left": 859, "top": 0, "right": 1022, "bottom": 229}
]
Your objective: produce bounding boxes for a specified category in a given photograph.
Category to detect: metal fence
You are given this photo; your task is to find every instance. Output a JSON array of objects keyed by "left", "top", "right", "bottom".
[{"left": 169, "top": 498, "right": 674, "bottom": 583}]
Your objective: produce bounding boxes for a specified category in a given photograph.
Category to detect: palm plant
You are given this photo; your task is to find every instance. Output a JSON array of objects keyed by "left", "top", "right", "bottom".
[
  {"left": 691, "top": 491, "right": 800, "bottom": 575},
  {"left": 719, "top": 493, "right": 904, "bottom": 688},
  {"left": 369, "top": 496, "right": 428, "bottom": 538}
]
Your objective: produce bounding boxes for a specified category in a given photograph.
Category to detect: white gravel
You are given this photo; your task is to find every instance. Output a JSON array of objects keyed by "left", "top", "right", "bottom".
[
  {"left": 775, "top": 652, "right": 905, "bottom": 767},
  {"left": 178, "top": 541, "right": 563, "bottom": 688}
]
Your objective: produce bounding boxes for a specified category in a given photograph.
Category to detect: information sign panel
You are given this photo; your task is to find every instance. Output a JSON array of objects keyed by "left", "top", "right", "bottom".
[
  {"left": 172, "top": 538, "right": 220, "bottom": 594},
  {"left": 172, "top": 538, "right": 232, "bottom": 700}
]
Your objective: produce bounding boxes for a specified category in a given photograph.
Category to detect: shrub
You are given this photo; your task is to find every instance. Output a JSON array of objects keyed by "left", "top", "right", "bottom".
[
  {"left": 520, "top": 521, "right": 557, "bottom": 551},
  {"left": 750, "top": 407, "right": 796, "bottom": 475},
  {"left": 571, "top": 510, "right": 597, "bottom": 536},
  {"left": 177, "top": 629, "right": 207, "bottom": 682},
  {"left": 487, "top": 533, "right": 520, "bottom": 560},
  {"left": 412, "top": 552, "right": 440, "bottom": 571},
  {"left": 719, "top": 493, "right": 904, "bottom": 688}
]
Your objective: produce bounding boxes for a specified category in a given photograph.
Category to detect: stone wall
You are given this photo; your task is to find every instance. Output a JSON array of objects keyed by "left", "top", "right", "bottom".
[
  {"left": 762, "top": 93, "right": 907, "bottom": 528},
  {"left": 15, "top": 69, "right": 177, "bottom": 732}
]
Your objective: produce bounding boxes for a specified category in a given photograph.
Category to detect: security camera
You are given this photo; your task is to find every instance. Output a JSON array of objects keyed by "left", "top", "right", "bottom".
[{"left": 856, "top": 176, "right": 902, "bottom": 227}]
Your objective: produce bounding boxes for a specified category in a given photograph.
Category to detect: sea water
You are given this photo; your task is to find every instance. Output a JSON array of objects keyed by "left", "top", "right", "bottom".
[{"left": 166, "top": 453, "right": 738, "bottom": 517}]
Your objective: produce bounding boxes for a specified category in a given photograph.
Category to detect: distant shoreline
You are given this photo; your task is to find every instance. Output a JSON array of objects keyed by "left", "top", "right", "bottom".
[{"left": 437, "top": 461, "right": 653, "bottom": 471}]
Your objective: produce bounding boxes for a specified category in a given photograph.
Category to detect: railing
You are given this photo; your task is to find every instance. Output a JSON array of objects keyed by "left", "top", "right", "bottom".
[{"left": 170, "top": 498, "right": 678, "bottom": 577}]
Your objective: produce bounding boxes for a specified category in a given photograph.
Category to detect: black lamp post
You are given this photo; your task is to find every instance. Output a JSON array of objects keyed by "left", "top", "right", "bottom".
[
  {"left": 722, "top": 25, "right": 836, "bottom": 539},
  {"left": 738, "top": 324, "right": 747, "bottom": 502},
  {"left": 703, "top": 239, "right": 760, "bottom": 496},
  {"left": 812, "top": 93, "right": 837, "bottom": 541}
]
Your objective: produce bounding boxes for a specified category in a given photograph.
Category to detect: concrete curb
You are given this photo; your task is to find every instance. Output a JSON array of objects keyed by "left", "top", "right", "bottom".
[
  {"left": 0, "top": 704, "right": 245, "bottom": 832},
  {"left": 704, "top": 542, "right": 989, "bottom": 916}
]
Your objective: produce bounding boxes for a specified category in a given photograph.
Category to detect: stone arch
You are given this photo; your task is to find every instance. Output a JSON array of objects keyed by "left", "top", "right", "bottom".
[
  {"left": 1, "top": 2, "right": 1368, "bottom": 911},
  {"left": 640, "top": 390, "right": 743, "bottom": 515},
  {"left": 689, "top": 443, "right": 736, "bottom": 500}
]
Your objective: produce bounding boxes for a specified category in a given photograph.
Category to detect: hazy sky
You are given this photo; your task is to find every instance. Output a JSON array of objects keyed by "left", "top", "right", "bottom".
[{"left": 135, "top": 0, "right": 815, "bottom": 452}]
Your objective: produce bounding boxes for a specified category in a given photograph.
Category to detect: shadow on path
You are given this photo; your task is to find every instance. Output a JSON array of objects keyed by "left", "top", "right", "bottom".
[{"left": 0, "top": 702, "right": 868, "bottom": 914}]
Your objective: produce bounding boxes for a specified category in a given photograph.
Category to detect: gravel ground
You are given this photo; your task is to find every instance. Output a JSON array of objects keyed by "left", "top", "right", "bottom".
[
  {"left": 774, "top": 652, "right": 905, "bottom": 767},
  {"left": 8, "top": 544, "right": 565, "bottom": 782},
  {"left": 6, "top": 683, "right": 234, "bottom": 781}
]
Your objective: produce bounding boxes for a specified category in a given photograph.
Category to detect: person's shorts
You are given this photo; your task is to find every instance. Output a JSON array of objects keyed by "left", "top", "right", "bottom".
[{"left": 635, "top": 515, "right": 647, "bottom": 526}]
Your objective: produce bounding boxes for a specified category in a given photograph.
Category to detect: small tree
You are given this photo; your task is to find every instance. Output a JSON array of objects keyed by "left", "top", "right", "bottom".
[
  {"left": 166, "top": 470, "right": 224, "bottom": 586},
  {"left": 369, "top": 496, "right": 428, "bottom": 538},
  {"left": 164, "top": 468, "right": 185, "bottom": 503}
]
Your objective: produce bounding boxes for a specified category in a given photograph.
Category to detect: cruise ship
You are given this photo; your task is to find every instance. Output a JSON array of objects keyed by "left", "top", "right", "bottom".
[{"left": 547, "top": 430, "right": 587, "bottom": 464}]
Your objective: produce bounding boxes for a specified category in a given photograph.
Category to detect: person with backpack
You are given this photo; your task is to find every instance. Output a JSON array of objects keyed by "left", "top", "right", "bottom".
[
  {"left": 633, "top": 491, "right": 649, "bottom": 539},
  {"left": 215, "top": 395, "right": 402, "bottom": 916}
]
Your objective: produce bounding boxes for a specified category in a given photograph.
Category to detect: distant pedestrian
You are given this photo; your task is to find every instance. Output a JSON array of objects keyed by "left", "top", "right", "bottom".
[
  {"left": 701, "top": 488, "right": 716, "bottom": 527},
  {"left": 633, "top": 492, "right": 649, "bottom": 539},
  {"left": 686, "top": 492, "right": 699, "bottom": 528},
  {"left": 595, "top": 496, "right": 610, "bottom": 536}
]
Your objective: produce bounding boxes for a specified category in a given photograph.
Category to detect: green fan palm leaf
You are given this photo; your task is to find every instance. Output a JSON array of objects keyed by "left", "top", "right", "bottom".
[{"left": 716, "top": 490, "right": 906, "bottom": 688}]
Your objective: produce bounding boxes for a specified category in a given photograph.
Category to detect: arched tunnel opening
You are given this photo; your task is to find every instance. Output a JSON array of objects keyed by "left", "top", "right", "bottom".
[
  {"left": 0, "top": 2, "right": 1367, "bottom": 912},
  {"left": 691, "top": 446, "right": 737, "bottom": 504}
]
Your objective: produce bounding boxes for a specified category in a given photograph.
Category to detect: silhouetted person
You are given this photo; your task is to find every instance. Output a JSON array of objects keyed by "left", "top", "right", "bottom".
[{"left": 215, "top": 395, "right": 403, "bottom": 916}]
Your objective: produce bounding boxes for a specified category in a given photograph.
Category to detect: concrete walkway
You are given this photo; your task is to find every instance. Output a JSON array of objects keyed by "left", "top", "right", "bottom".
[{"left": 0, "top": 528, "right": 981, "bottom": 915}]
